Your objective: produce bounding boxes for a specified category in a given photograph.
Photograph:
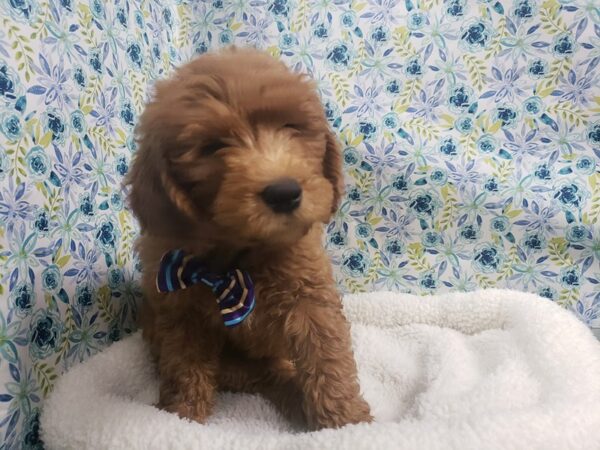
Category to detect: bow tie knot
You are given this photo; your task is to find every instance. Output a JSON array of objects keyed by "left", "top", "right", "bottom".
[{"left": 156, "top": 249, "right": 255, "bottom": 327}]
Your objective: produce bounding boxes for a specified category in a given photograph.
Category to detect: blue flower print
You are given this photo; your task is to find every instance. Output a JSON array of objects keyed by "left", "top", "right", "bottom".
[
  {"left": 347, "top": 187, "right": 361, "bottom": 202},
  {"left": 109, "top": 325, "right": 122, "bottom": 342},
  {"left": 0, "top": 149, "right": 9, "bottom": 181},
  {"left": 430, "top": 168, "right": 447, "bottom": 186},
  {"left": 534, "top": 163, "right": 552, "bottom": 180},
  {"left": 108, "top": 267, "right": 125, "bottom": 289},
  {"left": 494, "top": 104, "right": 519, "bottom": 128},
  {"left": 527, "top": 59, "right": 548, "bottom": 79},
  {"left": 110, "top": 192, "right": 124, "bottom": 211},
  {"left": 95, "top": 220, "right": 118, "bottom": 251},
  {"left": 553, "top": 182, "right": 588, "bottom": 211},
  {"left": 213, "top": 0, "right": 224, "bottom": 8},
  {"left": 5, "top": 0, "right": 36, "bottom": 22},
  {"left": 560, "top": 266, "right": 580, "bottom": 289},
  {"left": 438, "top": 136, "right": 459, "bottom": 156},
  {"left": 392, "top": 174, "right": 408, "bottom": 191},
  {"left": 445, "top": 0, "right": 466, "bottom": 17},
  {"left": 552, "top": 33, "right": 576, "bottom": 59},
  {"left": 422, "top": 231, "right": 442, "bottom": 248},
  {"left": 409, "top": 190, "right": 441, "bottom": 218},
  {"left": 29, "top": 310, "right": 62, "bottom": 359},
  {"left": 460, "top": 20, "right": 494, "bottom": 52},
  {"left": 447, "top": 84, "right": 473, "bottom": 112},
  {"left": 455, "top": 115, "right": 474, "bottom": 134},
  {"left": 419, "top": 271, "right": 438, "bottom": 290},
  {"left": 460, "top": 224, "right": 480, "bottom": 240},
  {"left": 116, "top": 7, "right": 128, "bottom": 26},
  {"left": 195, "top": 42, "right": 208, "bottom": 54},
  {"left": 219, "top": 30, "right": 233, "bottom": 45},
  {"left": 127, "top": 41, "right": 144, "bottom": 70},
  {"left": 523, "top": 96, "right": 544, "bottom": 117},
  {"left": 484, "top": 176, "right": 499, "bottom": 192},
  {"left": 370, "top": 25, "right": 389, "bottom": 44},
  {"left": 33, "top": 209, "right": 49, "bottom": 235},
  {"left": 408, "top": 11, "right": 427, "bottom": 30},
  {"left": 357, "top": 120, "right": 377, "bottom": 141},
  {"left": 115, "top": 156, "right": 129, "bottom": 177},
  {"left": 268, "top": 0, "right": 290, "bottom": 18},
  {"left": 312, "top": 23, "right": 328, "bottom": 39},
  {"left": 75, "top": 284, "right": 94, "bottom": 307},
  {"left": 385, "top": 237, "right": 405, "bottom": 255},
  {"left": 73, "top": 66, "right": 87, "bottom": 88},
  {"left": 382, "top": 112, "right": 399, "bottom": 129},
  {"left": 512, "top": 0, "right": 537, "bottom": 19},
  {"left": 575, "top": 156, "right": 595, "bottom": 175},
  {"left": 0, "top": 61, "right": 20, "bottom": 102},
  {"left": 329, "top": 231, "right": 348, "bottom": 247},
  {"left": 538, "top": 286, "right": 557, "bottom": 300},
  {"left": 1, "top": 113, "right": 22, "bottom": 141},
  {"left": 342, "top": 249, "right": 370, "bottom": 277},
  {"left": 473, "top": 244, "right": 504, "bottom": 273},
  {"left": 522, "top": 231, "right": 546, "bottom": 251},
  {"left": 90, "top": 0, "right": 105, "bottom": 19},
  {"left": 404, "top": 56, "right": 423, "bottom": 79},
  {"left": 43, "top": 108, "right": 67, "bottom": 143},
  {"left": 134, "top": 10, "right": 145, "bottom": 28},
  {"left": 279, "top": 33, "right": 295, "bottom": 49},
  {"left": 326, "top": 42, "right": 353, "bottom": 71},
  {"left": 491, "top": 216, "right": 509, "bottom": 233},
  {"left": 22, "top": 409, "right": 43, "bottom": 449},
  {"left": 127, "top": 135, "right": 138, "bottom": 153},
  {"left": 586, "top": 121, "right": 600, "bottom": 146},
  {"left": 11, "top": 282, "right": 34, "bottom": 318},
  {"left": 476, "top": 134, "right": 497, "bottom": 154},
  {"left": 120, "top": 101, "right": 136, "bottom": 128},
  {"left": 25, "top": 146, "right": 50, "bottom": 181},
  {"left": 41, "top": 265, "right": 62, "bottom": 294},
  {"left": 340, "top": 11, "right": 357, "bottom": 28},
  {"left": 89, "top": 48, "right": 103, "bottom": 74},
  {"left": 385, "top": 79, "right": 401, "bottom": 96},
  {"left": 70, "top": 110, "right": 86, "bottom": 135},
  {"left": 566, "top": 224, "right": 587, "bottom": 243},
  {"left": 79, "top": 193, "right": 95, "bottom": 218},
  {"left": 343, "top": 147, "right": 360, "bottom": 166},
  {"left": 356, "top": 223, "right": 373, "bottom": 239}
]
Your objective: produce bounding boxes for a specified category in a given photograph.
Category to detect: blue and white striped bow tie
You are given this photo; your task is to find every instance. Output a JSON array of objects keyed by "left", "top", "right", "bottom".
[{"left": 156, "top": 249, "right": 255, "bottom": 327}]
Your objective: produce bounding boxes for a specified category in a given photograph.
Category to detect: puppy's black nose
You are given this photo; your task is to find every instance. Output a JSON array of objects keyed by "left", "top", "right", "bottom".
[{"left": 261, "top": 178, "right": 302, "bottom": 213}]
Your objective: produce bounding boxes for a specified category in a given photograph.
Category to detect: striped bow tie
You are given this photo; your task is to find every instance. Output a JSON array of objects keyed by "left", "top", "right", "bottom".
[{"left": 156, "top": 249, "right": 255, "bottom": 327}]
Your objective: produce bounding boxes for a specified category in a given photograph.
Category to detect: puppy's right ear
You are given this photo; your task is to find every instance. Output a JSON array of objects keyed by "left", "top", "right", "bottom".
[{"left": 125, "top": 139, "right": 199, "bottom": 231}]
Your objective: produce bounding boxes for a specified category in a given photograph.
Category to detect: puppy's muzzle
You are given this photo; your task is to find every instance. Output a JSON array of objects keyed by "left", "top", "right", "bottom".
[{"left": 261, "top": 178, "right": 302, "bottom": 213}]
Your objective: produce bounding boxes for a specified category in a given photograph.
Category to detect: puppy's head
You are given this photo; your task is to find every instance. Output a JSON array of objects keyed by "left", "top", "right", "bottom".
[{"left": 126, "top": 48, "right": 343, "bottom": 247}]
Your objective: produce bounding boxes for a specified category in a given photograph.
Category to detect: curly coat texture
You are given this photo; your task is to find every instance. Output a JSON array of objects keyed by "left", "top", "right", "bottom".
[{"left": 126, "top": 47, "right": 372, "bottom": 430}]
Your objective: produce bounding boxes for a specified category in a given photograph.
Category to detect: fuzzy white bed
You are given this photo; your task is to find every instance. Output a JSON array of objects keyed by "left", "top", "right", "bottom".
[{"left": 41, "top": 290, "right": 600, "bottom": 450}]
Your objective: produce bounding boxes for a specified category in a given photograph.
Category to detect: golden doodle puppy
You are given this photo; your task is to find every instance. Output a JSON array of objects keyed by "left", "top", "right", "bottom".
[{"left": 126, "top": 47, "right": 372, "bottom": 430}]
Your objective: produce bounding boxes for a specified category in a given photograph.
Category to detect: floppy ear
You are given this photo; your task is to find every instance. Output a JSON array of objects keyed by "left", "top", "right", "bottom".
[
  {"left": 323, "top": 129, "right": 344, "bottom": 214},
  {"left": 125, "top": 140, "right": 199, "bottom": 232}
]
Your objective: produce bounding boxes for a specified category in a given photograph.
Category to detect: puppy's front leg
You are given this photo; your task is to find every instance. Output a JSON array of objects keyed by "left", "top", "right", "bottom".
[
  {"left": 155, "top": 324, "right": 220, "bottom": 423},
  {"left": 287, "top": 301, "right": 372, "bottom": 430}
]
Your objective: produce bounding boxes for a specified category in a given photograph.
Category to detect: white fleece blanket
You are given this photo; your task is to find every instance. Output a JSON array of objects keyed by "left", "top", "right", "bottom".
[{"left": 41, "top": 290, "right": 600, "bottom": 450}]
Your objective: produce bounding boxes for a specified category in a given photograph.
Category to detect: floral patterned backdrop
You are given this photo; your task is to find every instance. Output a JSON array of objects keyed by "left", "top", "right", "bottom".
[{"left": 1, "top": 0, "right": 599, "bottom": 447}]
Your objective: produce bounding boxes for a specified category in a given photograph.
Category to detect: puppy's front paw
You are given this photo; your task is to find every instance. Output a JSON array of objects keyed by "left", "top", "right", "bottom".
[
  {"left": 306, "top": 396, "right": 373, "bottom": 430},
  {"left": 158, "top": 398, "right": 211, "bottom": 423}
]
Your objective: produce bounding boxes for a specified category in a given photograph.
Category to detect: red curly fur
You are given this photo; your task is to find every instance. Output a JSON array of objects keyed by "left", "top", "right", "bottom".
[{"left": 126, "top": 47, "right": 372, "bottom": 430}]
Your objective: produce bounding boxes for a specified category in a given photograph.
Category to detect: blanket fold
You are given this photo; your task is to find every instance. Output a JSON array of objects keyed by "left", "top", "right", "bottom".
[{"left": 41, "top": 290, "right": 600, "bottom": 450}]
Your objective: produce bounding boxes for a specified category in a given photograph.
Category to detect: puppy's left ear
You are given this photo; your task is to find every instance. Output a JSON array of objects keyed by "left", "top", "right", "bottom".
[{"left": 323, "top": 129, "right": 344, "bottom": 215}]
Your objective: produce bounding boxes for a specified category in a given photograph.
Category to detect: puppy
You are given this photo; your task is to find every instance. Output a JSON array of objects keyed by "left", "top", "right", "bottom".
[{"left": 126, "top": 47, "right": 372, "bottom": 430}]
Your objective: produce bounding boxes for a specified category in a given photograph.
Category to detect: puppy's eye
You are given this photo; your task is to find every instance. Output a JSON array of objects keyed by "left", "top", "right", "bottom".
[
  {"left": 202, "top": 141, "right": 226, "bottom": 155},
  {"left": 283, "top": 123, "right": 301, "bottom": 131}
]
